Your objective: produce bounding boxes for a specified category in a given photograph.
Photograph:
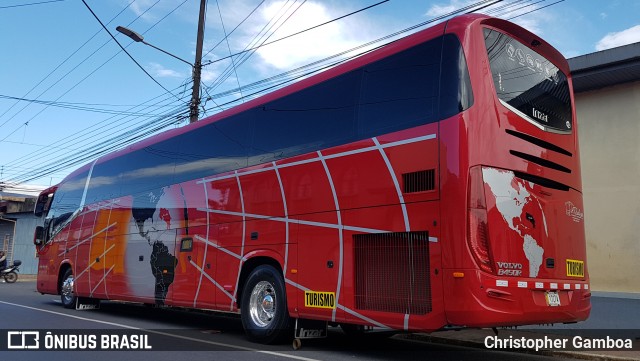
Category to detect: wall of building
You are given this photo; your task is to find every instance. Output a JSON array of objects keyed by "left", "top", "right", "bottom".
[
  {"left": 576, "top": 80, "right": 640, "bottom": 293},
  {"left": 0, "top": 220, "right": 15, "bottom": 259},
  {"left": 9, "top": 212, "right": 43, "bottom": 275}
]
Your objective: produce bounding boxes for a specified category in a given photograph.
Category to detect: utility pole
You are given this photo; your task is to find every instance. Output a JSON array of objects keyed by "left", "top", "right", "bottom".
[{"left": 190, "top": 0, "right": 207, "bottom": 123}]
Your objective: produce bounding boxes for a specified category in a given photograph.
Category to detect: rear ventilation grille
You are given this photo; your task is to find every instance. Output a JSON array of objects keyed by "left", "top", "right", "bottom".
[
  {"left": 354, "top": 231, "right": 432, "bottom": 315},
  {"left": 510, "top": 150, "right": 571, "bottom": 173},
  {"left": 506, "top": 129, "right": 572, "bottom": 156},
  {"left": 402, "top": 169, "right": 435, "bottom": 193}
]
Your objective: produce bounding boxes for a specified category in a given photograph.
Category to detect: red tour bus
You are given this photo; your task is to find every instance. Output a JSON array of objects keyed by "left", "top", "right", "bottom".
[{"left": 33, "top": 14, "right": 589, "bottom": 344}]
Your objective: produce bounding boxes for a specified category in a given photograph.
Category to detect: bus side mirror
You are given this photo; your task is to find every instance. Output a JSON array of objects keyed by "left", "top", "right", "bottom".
[
  {"left": 33, "top": 226, "right": 44, "bottom": 246},
  {"left": 34, "top": 204, "right": 44, "bottom": 217}
]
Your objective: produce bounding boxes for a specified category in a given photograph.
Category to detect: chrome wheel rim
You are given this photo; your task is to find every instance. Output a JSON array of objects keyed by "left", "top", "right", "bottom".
[
  {"left": 61, "top": 275, "right": 75, "bottom": 303},
  {"left": 249, "top": 280, "right": 276, "bottom": 328}
]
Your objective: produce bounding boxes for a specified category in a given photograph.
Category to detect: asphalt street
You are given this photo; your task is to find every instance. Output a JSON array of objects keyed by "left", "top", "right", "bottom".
[{"left": 0, "top": 280, "right": 636, "bottom": 361}]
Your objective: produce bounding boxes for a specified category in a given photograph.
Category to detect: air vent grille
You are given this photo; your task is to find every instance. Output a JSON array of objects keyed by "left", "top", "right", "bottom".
[
  {"left": 354, "top": 231, "right": 432, "bottom": 315},
  {"left": 402, "top": 169, "right": 435, "bottom": 193}
]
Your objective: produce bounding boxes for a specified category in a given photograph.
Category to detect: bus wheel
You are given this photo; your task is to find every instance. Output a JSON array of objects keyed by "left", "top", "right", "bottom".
[
  {"left": 240, "top": 265, "right": 292, "bottom": 344},
  {"left": 60, "top": 269, "right": 76, "bottom": 309}
]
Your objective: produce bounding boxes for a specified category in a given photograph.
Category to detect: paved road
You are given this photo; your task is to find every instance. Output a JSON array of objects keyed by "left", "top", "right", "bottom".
[{"left": 0, "top": 280, "right": 576, "bottom": 361}]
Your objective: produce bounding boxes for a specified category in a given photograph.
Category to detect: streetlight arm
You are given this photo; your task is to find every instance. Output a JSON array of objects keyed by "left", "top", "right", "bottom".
[
  {"left": 141, "top": 40, "right": 193, "bottom": 67},
  {"left": 116, "top": 25, "right": 192, "bottom": 66}
]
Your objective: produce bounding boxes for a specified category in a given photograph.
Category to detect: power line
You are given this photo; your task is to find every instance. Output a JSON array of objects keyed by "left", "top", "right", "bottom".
[
  {"left": 214, "top": 0, "right": 244, "bottom": 102},
  {"left": 81, "top": 0, "right": 181, "bottom": 101},
  {"left": 1, "top": 82, "right": 191, "bottom": 173},
  {"left": 201, "top": 0, "right": 266, "bottom": 59},
  {"left": 0, "top": 1, "right": 190, "bottom": 166},
  {"left": 508, "top": 0, "right": 565, "bottom": 19},
  {"left": 0, "top": 0, "right": 139, "bottom": 130},
  {"left": 202, "top": 0, "right": 390, "bottom": 67},
  {"left": 0, "top": 0, "right": 64, "bottom": 10},
  {"left": 4, "top": 0, "right": 569, "bottom": 186},
  {"left": 0, "top": 93, "right": 166, "bottom": 117},
  {"left": 206, "top": 0, "right": 308, "bottom": 94}
]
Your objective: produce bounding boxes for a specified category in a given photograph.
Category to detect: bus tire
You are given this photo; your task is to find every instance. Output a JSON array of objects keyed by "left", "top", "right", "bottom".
[
  {"left": 60, "top": 268, "right": 76, "bottom": 309},
  {"left": 240, "top": 265, "right": 292, "bottom": 344}
]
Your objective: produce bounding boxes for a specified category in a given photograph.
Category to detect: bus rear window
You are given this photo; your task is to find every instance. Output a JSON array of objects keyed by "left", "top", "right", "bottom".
[{"left": 483, "top": 28, "right": 572, "bottom": 133}]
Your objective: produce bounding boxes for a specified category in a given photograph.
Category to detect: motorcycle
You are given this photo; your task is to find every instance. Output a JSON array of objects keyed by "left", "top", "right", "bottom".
[{"left": 1, "top": 260, "right": 21, "bottom": 283}]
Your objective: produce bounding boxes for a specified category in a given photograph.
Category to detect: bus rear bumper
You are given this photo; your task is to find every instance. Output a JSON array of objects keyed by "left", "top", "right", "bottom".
[{"left": 443, "top": 269, "right": 591, "bottom": 327}]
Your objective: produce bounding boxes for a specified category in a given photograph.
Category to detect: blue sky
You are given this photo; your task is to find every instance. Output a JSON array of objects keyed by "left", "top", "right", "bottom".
[{"left": 0, "top": 0, "right": 639, "bottom": 194}]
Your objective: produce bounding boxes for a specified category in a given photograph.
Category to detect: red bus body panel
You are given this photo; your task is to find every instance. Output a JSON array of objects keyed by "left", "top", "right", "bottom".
[{"left": 35, "top": 14, "right": 589, "bottom": 333}]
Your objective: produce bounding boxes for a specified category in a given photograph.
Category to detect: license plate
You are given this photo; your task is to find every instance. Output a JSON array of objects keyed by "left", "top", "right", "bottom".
[{"left": 545, "top": 291, "right": 561, "bottom": 306}]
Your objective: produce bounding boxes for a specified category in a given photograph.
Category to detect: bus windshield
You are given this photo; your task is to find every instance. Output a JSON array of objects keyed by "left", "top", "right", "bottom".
[{"left": 483, "top": 27, "right": 572, "bottom": 133}]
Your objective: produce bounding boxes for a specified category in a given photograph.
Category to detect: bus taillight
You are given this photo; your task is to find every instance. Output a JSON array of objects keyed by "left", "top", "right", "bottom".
[{"left": 468, "top": 166, "right": 494, "bottom": 273}]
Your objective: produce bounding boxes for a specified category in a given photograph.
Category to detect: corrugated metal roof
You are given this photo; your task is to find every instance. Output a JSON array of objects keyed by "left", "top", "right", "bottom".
[{"left": 569, "top": 42, "right": 640, "bottom": 93}]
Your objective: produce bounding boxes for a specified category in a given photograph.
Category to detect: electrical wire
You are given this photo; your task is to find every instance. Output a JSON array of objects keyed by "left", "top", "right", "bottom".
[
  {"left": 0, "top": 0, "right": 139, "bottom": 130},
  {"left": 3, "top": 0, "right": 569, "bottom": 187},
  {"left": 0, "top": 0, "right": 63, "bottom": 10},
  {"left": 1, "top": 0, "right": 191, "bottom": 168},
  {"left": 81, "top": 0, "right": 181, "bottom": 101},
  {"left": 202, "top": 0, "right": 390, "bottom": 67}
]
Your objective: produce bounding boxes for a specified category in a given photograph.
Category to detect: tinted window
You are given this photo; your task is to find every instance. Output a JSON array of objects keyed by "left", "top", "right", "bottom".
[
  {"left": 484, "top": 28, "right": 572, "bottom": 132},
  {"left": 249, "top": 71, "right": 360, "bottom": 165},
  {"left": 440, "top": 34, "right": 474, "bottom": 118},
  {"left": 174, "top": 114, "right": 251, "bottom": 181},
  {"left": 48, "top": 170, "right": 88, "bottom": 230},
  {"left": 86, "top": 137, "right": 180, "bottom": 203},
  {"left": 78, "top": 34, "right": 475, "bottom": 205},
  {"left": 119, "top": 137, "right": 181, "bottom": 199},
  {"left": 359, "top": 37, "right": 441, "bottom": 137}
]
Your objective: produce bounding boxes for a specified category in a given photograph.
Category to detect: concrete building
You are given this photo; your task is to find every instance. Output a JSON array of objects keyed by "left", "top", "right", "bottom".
[
  {"left": 0, "top": 191, "right": 43, "bottom": 274},
  {"left": 569, "top": 41, "right": 640, "bottom": 294}
]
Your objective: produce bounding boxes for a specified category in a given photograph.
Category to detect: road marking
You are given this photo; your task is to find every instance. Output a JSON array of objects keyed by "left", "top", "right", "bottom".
[{"left": 0, "top": 300, "right": 320, "bottom": 360}]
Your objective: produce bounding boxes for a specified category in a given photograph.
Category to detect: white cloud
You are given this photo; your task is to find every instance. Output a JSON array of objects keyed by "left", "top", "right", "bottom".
[
  {"left": 510, "top": 17, "right": 542, "bottom": 35},
  {"left": 595, "top": 25, "right": 640, "bottom": 51},
  {"left": 128, "top": 0, "right": 160, "bottom": 22},
  {"left": 425, "top": 0, "right": 476, "bottom": 17},
  {"left": 148, "top": 62, "right": 185, "bottom": 78},
  {"left": 244, "top": 1, "right": 378, "bottom": 71},
  {"left": 425, "top": 0, "right": 545, "bottom": 34}
]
